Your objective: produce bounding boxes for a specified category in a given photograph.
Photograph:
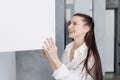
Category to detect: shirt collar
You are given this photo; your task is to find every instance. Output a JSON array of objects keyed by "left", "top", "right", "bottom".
[
  {"left": 66, "top": 41, "right": 88, "bottom": 56},
  {"left": 77, "top": 42, "right": 88, "bottom": 55},
  {"left": 66, "top": 41, "right": 74, "bottom": 50}
]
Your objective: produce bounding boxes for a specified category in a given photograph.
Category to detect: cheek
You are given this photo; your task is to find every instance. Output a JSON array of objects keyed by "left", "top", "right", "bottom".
[
  {"left": 75, "top": 28, "right": 85, "bottom": 36},
  {"left": 75, "top": 31, "right": 81, "bottom": 36},
  {"left": 75, "top": 27, "right": 81, "bottom": 33}
]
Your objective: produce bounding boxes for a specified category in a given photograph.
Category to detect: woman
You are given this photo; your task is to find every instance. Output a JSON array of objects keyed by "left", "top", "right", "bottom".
[{"left": 41, "top": 13, "right": 103, "bottom": 80}]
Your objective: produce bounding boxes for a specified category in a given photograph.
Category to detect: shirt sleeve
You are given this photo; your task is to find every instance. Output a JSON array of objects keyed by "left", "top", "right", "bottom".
[
  {"left": 52, "top": 56, "right": 95, "bottom": 80},
  {"left": 61, "top": 50, "right": 68, "bottom": 65},
  {"left": 52, "top": 64, "right": 80, "bottom": 80}
]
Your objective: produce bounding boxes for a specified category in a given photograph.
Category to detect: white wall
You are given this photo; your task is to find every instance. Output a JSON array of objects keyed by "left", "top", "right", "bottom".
[
  {"left": 0, "top": 52, "right": 16, "bottom": 80},
  {"left": 74, "top": 0, "right": 93, "bottom": 16},
  {"left": 105, "top": 10, "right": 115, "bottom": 72},
  {"left": 66, "top": 0, "right": 92, "bottom": 22}
]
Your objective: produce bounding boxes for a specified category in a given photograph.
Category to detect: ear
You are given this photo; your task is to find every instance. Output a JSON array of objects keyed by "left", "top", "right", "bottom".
[{"left": 84, "top": 26, "right": 90, "bottom": 33}]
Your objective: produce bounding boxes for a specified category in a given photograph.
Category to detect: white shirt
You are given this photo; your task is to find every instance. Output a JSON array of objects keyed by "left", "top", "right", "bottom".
[{"left": 52, "top": 41, "right": 94, "bottom": 80}]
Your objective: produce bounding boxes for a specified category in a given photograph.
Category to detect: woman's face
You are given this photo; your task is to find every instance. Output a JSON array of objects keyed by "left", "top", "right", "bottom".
[{"left": 68, "top": 16, "right": 90, "bottom": 39}]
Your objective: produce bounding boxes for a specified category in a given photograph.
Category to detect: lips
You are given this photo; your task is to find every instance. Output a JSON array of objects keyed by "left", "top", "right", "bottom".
[{"left": 69, "top": 31, "right": 75, "bottom": 34}]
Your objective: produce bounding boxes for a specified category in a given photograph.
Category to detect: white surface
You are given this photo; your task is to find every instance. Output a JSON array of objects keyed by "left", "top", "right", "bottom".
[
  {"left": 66, "top": 0, "right": 73, "bottom": 4},
  {"left": 105, "top": 10, "right": 114, "bottom": 72},
  {"left": 0, "top": 52, "right": 16, "bottom": 80},
  {"left": 66, "top": 0, "right": 93, "bottom": 23},
  {"left": 66, "top": 9, "right": 72, "bottom": 22},
  {"left": 0, "top": 0, "right": 55, "bottom": 52},
  {"left": 74, "top": 0, "right": 92, "bottom": 17}
]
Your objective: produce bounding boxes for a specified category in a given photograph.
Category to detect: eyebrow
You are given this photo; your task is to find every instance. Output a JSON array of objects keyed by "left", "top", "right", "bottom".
[{"left": 71, "top": 20, "right": 78, "bottom": 23}]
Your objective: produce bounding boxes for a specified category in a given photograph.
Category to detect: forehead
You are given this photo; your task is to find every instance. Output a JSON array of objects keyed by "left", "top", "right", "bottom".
[{"left": 71, "top": 16, "right": 84, "bottom": 22}]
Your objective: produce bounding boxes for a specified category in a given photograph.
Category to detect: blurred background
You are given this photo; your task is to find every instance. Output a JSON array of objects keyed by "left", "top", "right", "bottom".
[
  {"left": 0, "top": 0, "right": 120, "bottom": 80},
  {"left": 105, "top": 0, "right": 120, "bottom": 80}
]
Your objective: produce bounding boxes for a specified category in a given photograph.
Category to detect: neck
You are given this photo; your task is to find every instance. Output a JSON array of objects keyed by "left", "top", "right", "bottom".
[{"left": 73, "top": 36, "right": 85, "bottom": 49}]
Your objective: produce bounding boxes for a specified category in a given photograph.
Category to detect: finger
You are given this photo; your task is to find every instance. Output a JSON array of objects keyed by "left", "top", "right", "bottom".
[
  {"left": 42, "top": 46, "right": 50, "bottom": 59},
  {"left": 42, "top": 46, "right": 49, "bottom": 53},
  {"left": 50, "top": 37, "right": 55, "bottom": 44},
  {"left": 40, "top": 49, "right": 45, "bottom": 55},
  {"left": 40, "top": 49, "right": 46, "bottom": 56},
  {"left": 44, "top": 40, "right": 50, "bottom": 50},
  {"left": 40, "top": 52, "right": 43, "bottom": 56},
  {"left": 47, "top": 38, "right": 54, "bottom": 48},
  {"left": 50, "top": 37, "right": 56, "bottom": 47},
  {"left": 40, "top": 50, "right": 43, "bottom": 55}
]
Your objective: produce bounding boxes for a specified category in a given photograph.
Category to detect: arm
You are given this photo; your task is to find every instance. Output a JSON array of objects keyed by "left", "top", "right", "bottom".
[
  {"left": 42, "top": 38, "right": 94, "bottom": 80},
  {"left": 52, "top": 56, "right": 95, "bottom": 80},
  {"left": 41, "top": 49, "right": 56, "bottom": 70},
  {"left": 41, "top": 37, "right": 62, "bottom": 70}
]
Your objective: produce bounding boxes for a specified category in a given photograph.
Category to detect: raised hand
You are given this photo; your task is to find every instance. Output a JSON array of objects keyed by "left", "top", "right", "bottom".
[{"left": 41, "top": 37, "right": 62, "bottom": 69}]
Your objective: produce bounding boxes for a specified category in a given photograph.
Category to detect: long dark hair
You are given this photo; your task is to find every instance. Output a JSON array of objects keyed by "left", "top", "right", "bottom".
[{"left": 73, "top": 13, "right": 103, "bottom": 80}]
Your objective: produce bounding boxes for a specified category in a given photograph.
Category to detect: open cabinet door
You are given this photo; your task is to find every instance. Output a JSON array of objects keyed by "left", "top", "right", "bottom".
[{"left": 0, "top": 0, "right": 55, "bottom": 52}]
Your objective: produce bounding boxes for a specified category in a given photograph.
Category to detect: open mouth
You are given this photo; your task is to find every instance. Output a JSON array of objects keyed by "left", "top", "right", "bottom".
[{"left": 69, "top": 31, "right": 75, "bottom": 34}]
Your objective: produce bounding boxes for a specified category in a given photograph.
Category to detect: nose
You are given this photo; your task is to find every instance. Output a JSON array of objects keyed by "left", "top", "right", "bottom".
[{"left": 68, "top": 24, "right": 72, "bottom": 29}]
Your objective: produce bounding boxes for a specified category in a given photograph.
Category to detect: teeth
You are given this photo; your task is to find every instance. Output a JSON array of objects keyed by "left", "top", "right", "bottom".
[
  {"left": 69, "top": 31, "right": 74, "bottom": 33},
  {"left": 69, "top": 31, "right": 74, "bottom": 32}
]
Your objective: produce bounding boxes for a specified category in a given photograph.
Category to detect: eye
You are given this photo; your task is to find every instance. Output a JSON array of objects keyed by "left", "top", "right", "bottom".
[{"left": 73, "top": 22, "right": 77, "bottom": 25}]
